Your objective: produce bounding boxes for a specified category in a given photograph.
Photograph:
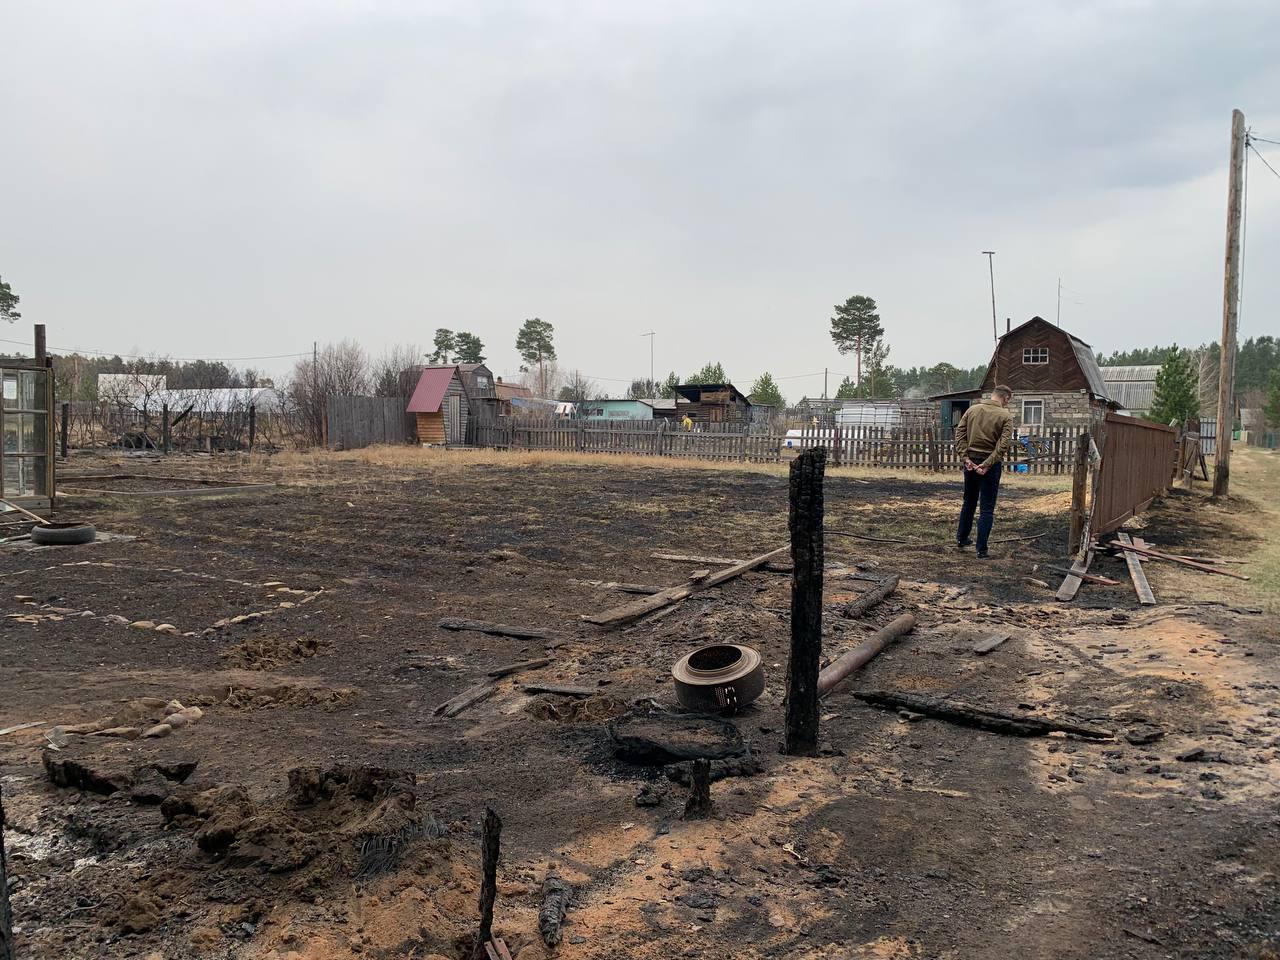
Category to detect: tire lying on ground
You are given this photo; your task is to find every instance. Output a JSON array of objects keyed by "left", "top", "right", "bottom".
[{"left": 30, "top": 522, "right": 97, "bottom": 546}]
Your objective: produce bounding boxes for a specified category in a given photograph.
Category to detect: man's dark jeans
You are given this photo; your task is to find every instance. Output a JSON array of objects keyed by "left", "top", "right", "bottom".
[{"left": 957, "top": 462, "right": 1003, "bottom": 554}]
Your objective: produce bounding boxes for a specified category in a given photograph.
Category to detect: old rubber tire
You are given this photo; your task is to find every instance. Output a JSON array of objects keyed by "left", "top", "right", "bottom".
[{"left": 31, "top": 522, "right": 96, "bottom": 546}]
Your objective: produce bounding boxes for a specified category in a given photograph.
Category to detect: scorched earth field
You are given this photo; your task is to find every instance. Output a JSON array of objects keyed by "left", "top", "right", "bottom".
[{"left": 1, "top": 446, "right": 1278, "bottom": 960}]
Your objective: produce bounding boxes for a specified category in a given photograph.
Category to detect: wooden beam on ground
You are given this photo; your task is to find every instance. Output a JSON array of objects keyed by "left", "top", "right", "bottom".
[
  {"left": 973, "top": 633, "right": 1011, "bottom": 655},
  {"left": 651, "top": 552, "right": 740, "bottom": 564},
  {"left": 438, "top": 618, "right": 558, "bottom": 641},
  {"left": 434, "top": 682, "right": 497, "bottom": 718},
  {"left": 818, "top": 613, "right": 916, "bottom": 695},
  {"left": 585, "top": 546, "right": 789, "bottom": 627},
  {"left": 539, "top": 871, "right": 571, "bottom": 947},
  {"left": 1107, "top": 541, "right": 1250, "bottom": 581},
  {"left": 1115, "top": 533, "right": 1156, "bottom": 606},
  {"left": 486, "top": 657, "right": 551, "bottom": 679},
  {"left": 1036, "top": 563, "right": 1121, "bottom": 586},
  {"left": 522, "top": 684, "right": 597, "bottom": 698},
  {"left": 853, "top": 690, "right": 1113, "bottom": 740},
  {"left": 841, "top": 575, "right": 899, "bottom": 618},
  {"left": 1055, "top": 551, "right": 1094, "bottom": 602}
]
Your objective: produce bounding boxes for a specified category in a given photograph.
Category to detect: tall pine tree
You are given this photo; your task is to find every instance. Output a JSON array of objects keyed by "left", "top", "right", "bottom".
[{"left": 1148, "top": 346, "right": 1200, "bottom": 426}]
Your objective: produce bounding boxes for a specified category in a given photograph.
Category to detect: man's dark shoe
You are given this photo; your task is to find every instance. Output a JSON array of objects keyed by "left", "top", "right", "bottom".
[
  {"left": 956, "top": 539, "right": 973, "bottom": 550},
  {"left": 975, "top": 551, "right": 990, "bottom": 559}
]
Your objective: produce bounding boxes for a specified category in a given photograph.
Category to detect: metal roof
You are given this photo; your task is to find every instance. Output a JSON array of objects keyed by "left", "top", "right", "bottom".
[
  {"left": 1106, "top": 380, "right": 1157, "bottom": 411},
  {"left": 1101, "top": 365, "right": 1161, "bottom": 382},
  {"left": 406, "top": 366, "right": 458, "bottom": 413},
  {"left": 1100, "top": 365, "right": 1159, "bottom": 411}
]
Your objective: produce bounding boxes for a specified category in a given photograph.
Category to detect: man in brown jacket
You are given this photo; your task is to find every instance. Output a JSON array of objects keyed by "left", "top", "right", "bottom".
[{"left": 953, "top": 385, "right": 1014, "bottom": 558}]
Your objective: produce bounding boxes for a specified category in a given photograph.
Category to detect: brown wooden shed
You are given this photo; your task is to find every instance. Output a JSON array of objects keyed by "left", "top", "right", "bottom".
[
  {"left": 673, "top": 383, "right": 752, "bottom": 424},
  {"left": 406, "top": 366, "right": 469, "bottom": 444}
]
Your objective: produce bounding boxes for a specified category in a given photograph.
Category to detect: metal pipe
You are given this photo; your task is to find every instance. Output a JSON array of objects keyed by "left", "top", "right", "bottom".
[{"left": 817, "top": 613, "right": 916, "bottom": 696}]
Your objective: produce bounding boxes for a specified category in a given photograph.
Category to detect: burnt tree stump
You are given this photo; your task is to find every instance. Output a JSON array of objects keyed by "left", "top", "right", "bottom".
[
  {"left": 1, "top": 785, "right": 13, "bottom": 960},
  {"left": 472, "top": 806, "right": 502, "bottom": 960},
  {"left": 682, "top": 757, "right": 713, "bottom": 820},
  {"left": 785, "top": 447, "right": 825, "bottom": 756}
]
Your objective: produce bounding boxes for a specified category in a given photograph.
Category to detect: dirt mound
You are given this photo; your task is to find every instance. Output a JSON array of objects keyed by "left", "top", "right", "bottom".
[
  {"left": 220, "top": 635, "right": 326, "bottom": 670},
  {"left": 162, "top": 764, "right": 444, "bottom": 880},
  {"left": 219, "top": 683, "right": 356, "bottom": 711},
  {"left": 43, "top": 742, "right": 198, "bottom": 802},
  {"left": 527, "top": 694, "right": 629, "bottom": 723}
]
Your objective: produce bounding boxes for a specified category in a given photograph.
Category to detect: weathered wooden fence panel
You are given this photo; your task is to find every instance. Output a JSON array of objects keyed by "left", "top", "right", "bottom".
[
  {"left": 465, "top": 415, "right": 1089, "bottom": 474},
  {"left": 326, "top": 396, "right": 410, "bottom": 450},
  {"left": 1091, "top": 413, "right": 1178, "bottom": 536}
]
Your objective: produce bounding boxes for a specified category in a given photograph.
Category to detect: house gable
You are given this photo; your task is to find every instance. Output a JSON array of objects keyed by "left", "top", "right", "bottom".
[{"left": 979, "top": 317, "right": 1108, "bottom": 397}]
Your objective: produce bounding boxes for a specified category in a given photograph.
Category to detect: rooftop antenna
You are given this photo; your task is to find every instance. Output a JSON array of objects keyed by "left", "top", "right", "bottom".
[{"left": 982, "top": 251, "right": 997, "bottom": 341}]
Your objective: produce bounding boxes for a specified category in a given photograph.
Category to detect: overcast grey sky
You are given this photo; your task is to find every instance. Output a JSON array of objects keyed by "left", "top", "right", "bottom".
[{"left": 3, "top": 0, "right": 1278, "bottom": 395}]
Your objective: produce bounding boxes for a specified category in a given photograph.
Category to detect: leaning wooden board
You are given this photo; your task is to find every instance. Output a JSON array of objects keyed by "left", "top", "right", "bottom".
[{"left": 1116, "top": 532, "right": 1156, "bottom": 606}]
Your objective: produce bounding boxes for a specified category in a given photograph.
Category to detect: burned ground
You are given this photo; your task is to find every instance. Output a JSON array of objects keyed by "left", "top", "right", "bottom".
[{"left": 2, "top": 450, "right": 1278, "bottom": 959}]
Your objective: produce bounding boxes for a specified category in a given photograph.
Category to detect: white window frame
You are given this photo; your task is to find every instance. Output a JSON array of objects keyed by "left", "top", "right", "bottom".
[
  {"left": 1022, "top": 347, "right": 1049, "bottom": 365},
  {"left": 1021, "top": 399, "right": 1044, "bottom": 428}
]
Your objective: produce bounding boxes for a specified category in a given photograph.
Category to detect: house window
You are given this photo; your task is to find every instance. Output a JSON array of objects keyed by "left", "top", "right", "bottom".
[
  {"left": 475, "top": 375, "right": 490, "bottom": 389},
  {"left": 1023, "top": 347, "right": 1049, "bottom": 365},
  {"left": 1021, "top": 399, "right": 1044, "bottom": 428}
]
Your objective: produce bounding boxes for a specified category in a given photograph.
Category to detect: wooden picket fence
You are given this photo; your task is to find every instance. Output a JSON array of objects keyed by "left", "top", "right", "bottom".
[{"left": 470, "top": 416, "right": 1089, "bottom": 474}]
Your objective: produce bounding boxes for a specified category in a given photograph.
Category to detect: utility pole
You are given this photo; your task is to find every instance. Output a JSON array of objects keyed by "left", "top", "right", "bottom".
[
  {"left": 982, "top": 251, "right": 997, "bottom": 341},
  {"left": 823, "top": 367, "right": 828, "bottom": 400},
  {"left": 641, "top": 331, "right": 655, "bottom": 392},
  {"left": 1056, "top": 277, "right": 1062, "bottom": 327},
  {"left": 1213, "top": 108, "right": 1245, "bottom": 499}
]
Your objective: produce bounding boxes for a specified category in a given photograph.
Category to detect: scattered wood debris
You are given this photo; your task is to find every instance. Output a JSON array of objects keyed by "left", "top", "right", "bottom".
[
  {"left": 973, "top": 633, "right": 1011, "bottom": 655},
  {"left": 539, "top": 871, "right": 572, "bottom": 947},
  {"left": 585, "top": 546, "right": 788, "bottom": 627},
  {"left": 438, "top": 618, "right": 558, "bottom": 641},
  {"left": 853, "top": 690, "right": 1113, "bottom": 740},
  {"left": 1105, "top": 541, "right": 1250, "bottom": 581},
  {"left": 841, "top": 575, "right": 899, "bottom": 619},
  {"left": 1115, "top": 532, "right": 1156, "bottom": 606},
  {"left": 486, "top": 658, "right": 551, "bottom": 679},
  {"left": 433, "top": 683, "right": 497, "bottom": 719},
  {"left": 1037, "top": 563, "right": 1121, "bottom": 587}
]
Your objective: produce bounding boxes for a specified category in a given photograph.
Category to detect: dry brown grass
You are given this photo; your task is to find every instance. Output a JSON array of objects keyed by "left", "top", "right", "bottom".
[{"left": 230, "top": 444, "right": 1076, "bottom": 492}]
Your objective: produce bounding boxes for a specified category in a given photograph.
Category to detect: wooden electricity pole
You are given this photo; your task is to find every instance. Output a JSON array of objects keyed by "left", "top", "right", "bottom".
[{"left": 1213, "top": 108, "right": 1245, "bottom": 498}]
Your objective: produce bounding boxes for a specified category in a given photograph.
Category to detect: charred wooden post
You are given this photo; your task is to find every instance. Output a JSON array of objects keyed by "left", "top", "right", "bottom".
[
  {"left": 1067, "top": 431, "right": 1089, "bottom": 554},
  {"left": 60, "top": 402, "right": 69, "bottom": 459},
  {"left": 784, "top": 447, "right": 824, "bottom": 757},
  {"left": 161, "top": 404, "right": 171, "bottom": 455},
  {"left": 682, "top": 757, "right": 713, "bottom": 819},
  {"left": 248, "top": 403, "right": 257, "bottom": 451},
  {"left": 472, "top": 806, "right": 502, "bottom": 960},
  {"left": 1, "top": 785, "right": 14, "bottom": 960},
  {"left": 538, "top": 870, "right": 572, "bottom": 947}
]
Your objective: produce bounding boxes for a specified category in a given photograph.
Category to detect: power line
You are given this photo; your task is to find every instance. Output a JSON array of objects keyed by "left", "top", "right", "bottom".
[
  {"left": 1249, "top": 134, "right": 1280, "bottom": 146},
  {"left": 1247, "top": 141, "right": 1280, "bottom": 182},
  {"left": 0, "top": 336, "right": 311, "bottom": 363}
]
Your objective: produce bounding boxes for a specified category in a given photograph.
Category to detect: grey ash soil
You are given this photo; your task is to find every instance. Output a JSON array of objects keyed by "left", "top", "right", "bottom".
[{"left": 0, "top": 456, "right": 1276, "bottom": 958}]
